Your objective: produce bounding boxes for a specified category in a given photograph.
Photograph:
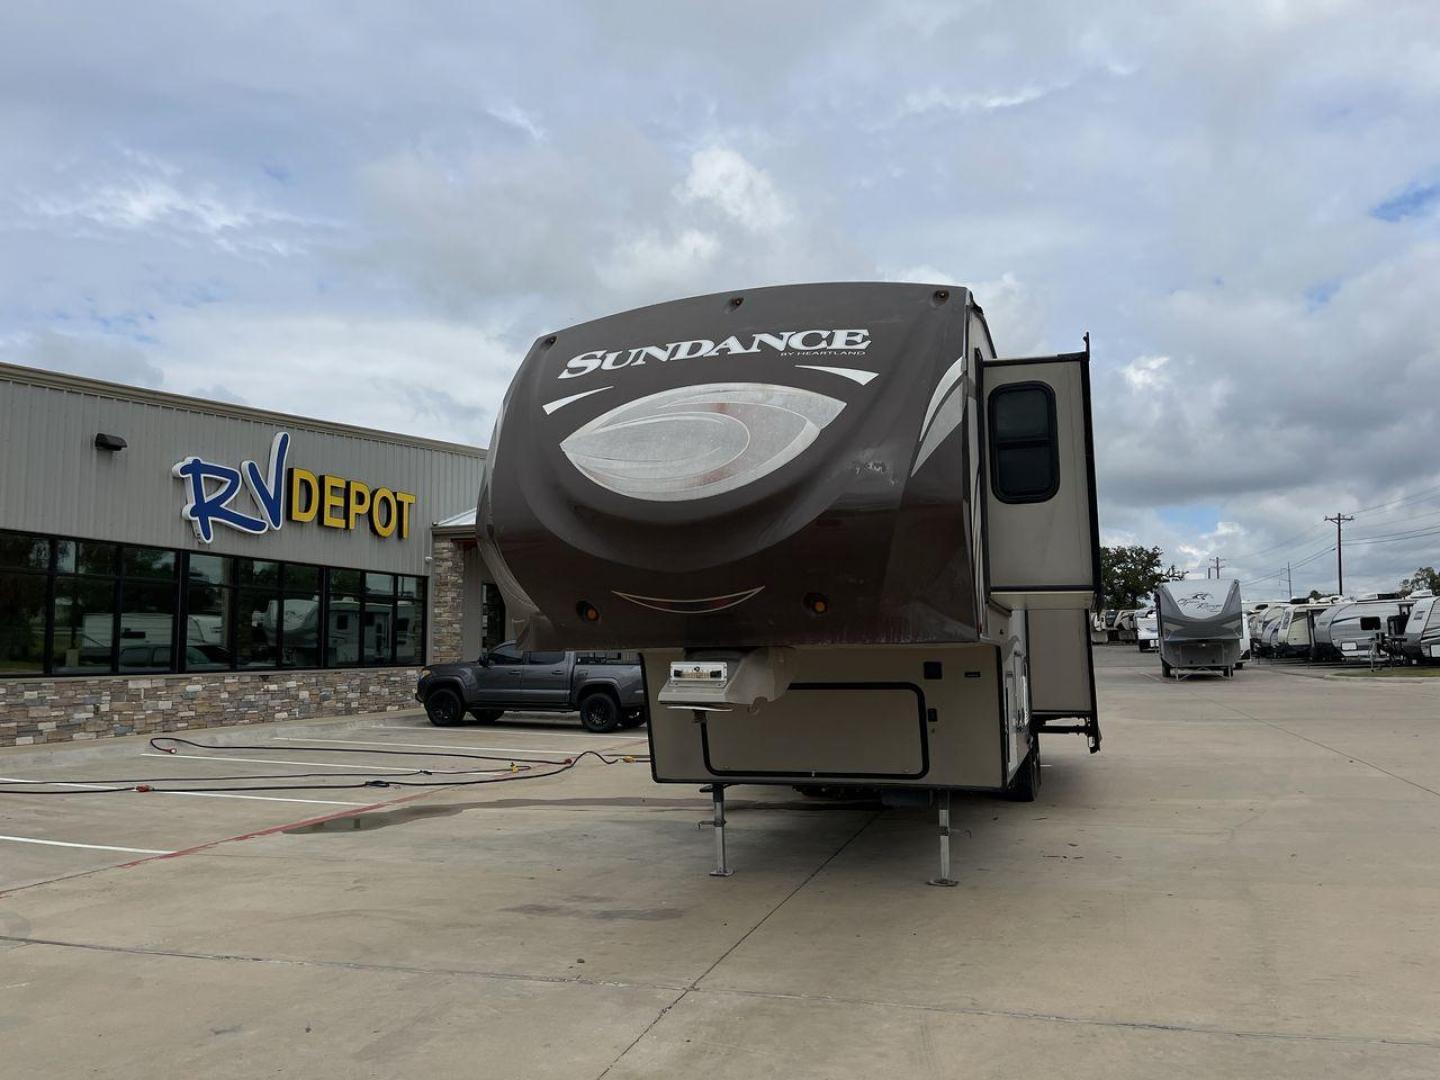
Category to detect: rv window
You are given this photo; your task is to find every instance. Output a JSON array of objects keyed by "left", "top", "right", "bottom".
[
  {"left": 988, "top": 383, "right": 1059, "bottom": 503},
  {"left": 1359, "top": 616, "right": 1381, "bottom": 631}
]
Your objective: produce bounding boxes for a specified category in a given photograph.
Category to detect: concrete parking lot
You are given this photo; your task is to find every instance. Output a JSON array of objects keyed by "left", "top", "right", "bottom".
[{"left": 2, "top": 648, "right": 1439, "bottom": 1078}]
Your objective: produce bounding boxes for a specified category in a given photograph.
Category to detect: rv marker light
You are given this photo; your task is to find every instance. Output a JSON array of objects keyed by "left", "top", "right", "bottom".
[
  {"left": 577, "top": 601, "right": 601, "bottom": 622},
  {"left": 804, "top": 593, "right": 829, "bottom": 615}
]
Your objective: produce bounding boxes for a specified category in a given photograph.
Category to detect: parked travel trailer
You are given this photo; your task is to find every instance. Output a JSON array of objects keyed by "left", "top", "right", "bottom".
[
  {"left": 1155, "top": 579, "right": 1244, "bottom": 678},
  {"left": 479, "top": 282, "right": 1103, "bottom": 880},
  {"left": 1253, "top": 604, "right": 1290, "bottom": 657},
  {"left": 1136, "top": 606, "right": 1158, "bottom": 651},
  {"left": 1313, "top": 598, "right": 1408, "bottom": 661},
  {"left": 1272, "top": 601, "right": 1332, "bottom": 658},
  {"left": 1090, "top": 611, "right": 1109, "bottom": 644},
  {"left": 1399, "top": 592, "right": 1440, "bottom": 660},
  {"left": 1246, "top": 601, "right": 1284, "bottom": 654},
  {"left": 1115, "top": 609, "right": 1141, "bottom": 643}
]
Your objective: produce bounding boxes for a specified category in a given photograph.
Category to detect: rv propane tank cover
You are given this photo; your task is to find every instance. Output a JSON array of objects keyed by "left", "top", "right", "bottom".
[{"left": 478, "top": 282, "right": 984, "bottom": 650}]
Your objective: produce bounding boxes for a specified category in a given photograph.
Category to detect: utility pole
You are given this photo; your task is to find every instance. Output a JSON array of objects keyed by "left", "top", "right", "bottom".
[
  {"left": 1286, "top": 562, "right": 1293, "bottom": 599},
  {"left": 1211, "top": 555, "right": 1224, "bottom": 580},
  {"left": 1324, "top": 512, "right": 1354, "bottom": 595}
]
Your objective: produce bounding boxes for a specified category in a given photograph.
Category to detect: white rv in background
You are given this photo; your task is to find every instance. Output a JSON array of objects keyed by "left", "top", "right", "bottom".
[
  {"left": 1253, "top": 604, "right": 1289, "bottom": 657},
  {"left": 1272, "top": 600, "right": 1336, "bottom": 658},
  {"left": 1312, "top": 597, "right": 1407, "bottom": 661},
  {"left": 1245, "top": 601, "right": 1284, "bottom": 653},
  {"left": 1399, "top": 592, "right": 1439, "bottom": 661},
  {"left": 1136, "top": 606, "right": 1158, "bottom": 651}
]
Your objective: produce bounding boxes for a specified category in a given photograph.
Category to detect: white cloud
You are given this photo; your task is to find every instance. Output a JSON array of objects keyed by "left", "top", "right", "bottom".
[
  {"left": 600, "top": 228, "right": 721, "bottom": 296},
  {"left": 1121, "top": 354, "right": 1169, "bottom": 391},
  {"left": 154, "top": 311, "right": 513, "bottom": 447},
  {"left": 900, "top": 83, "right": 1059, "bottom": 117},
  {"left": 485, "top": 102, "right": 546, "bottom": 142},
  {"left": 679, "top": 147, "right": 789, "bottom": 232},
  {"left": 15, "top": 153, "right": 328, "bottom": 259}
]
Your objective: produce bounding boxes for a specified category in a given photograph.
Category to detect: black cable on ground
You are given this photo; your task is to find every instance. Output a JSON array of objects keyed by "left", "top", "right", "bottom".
[
  {"left": 0, "top": 737, "right": 649, "bottom": 797},
  {"left": 150, "top": 735, "right": 648, "bottom": 767}
]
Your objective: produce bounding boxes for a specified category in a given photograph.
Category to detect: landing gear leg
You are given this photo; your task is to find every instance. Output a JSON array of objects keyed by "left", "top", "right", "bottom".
[
  {"left": 927, "top": 790, "right": 958, "bottom": 887},
  {"left": 709, "top": 783, "right": 733, "bottom": 878}
]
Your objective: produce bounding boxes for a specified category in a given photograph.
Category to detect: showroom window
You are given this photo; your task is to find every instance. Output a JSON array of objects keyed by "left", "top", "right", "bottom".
[
  {"left": 117, "top": 545, "right": 178, "bottom": 673},
  {"left": 185, "top": 553, "right": 235, "bottom": 671},
  {"left": 0, "top": 529, "right": 426, "bottom": 678},
  {"left": 53, "top": 541, "right": 119, "bottom": 675},
  {"left": 0, "top": 532, "right": 50, "bottom": 676}
]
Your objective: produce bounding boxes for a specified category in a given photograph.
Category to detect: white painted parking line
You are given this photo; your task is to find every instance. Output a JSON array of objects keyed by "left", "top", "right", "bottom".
[
  {"left": 0, "top": 775, "right": 367, "bottom": 807},
  {"left": 272, "top": 735, "right": 643, "bottom": 755},
  {"left": 373, "top": 725, "right": 626, "bottom": 741},
  {"left": 0, "top": 834, "right": 172, "bottom": 855},
  {"left": 141, "top": 752, "right": 409, "bottom": 771}
]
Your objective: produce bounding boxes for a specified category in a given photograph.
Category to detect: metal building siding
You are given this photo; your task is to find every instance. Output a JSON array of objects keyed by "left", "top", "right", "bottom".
[{"left": 0, "top": 375, "right": 485, "bottom": 576}]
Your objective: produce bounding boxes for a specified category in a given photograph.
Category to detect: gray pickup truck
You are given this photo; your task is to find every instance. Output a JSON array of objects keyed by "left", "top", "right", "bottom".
[{"left": 416, "top": 642, "right": 647, "bottom": 733}]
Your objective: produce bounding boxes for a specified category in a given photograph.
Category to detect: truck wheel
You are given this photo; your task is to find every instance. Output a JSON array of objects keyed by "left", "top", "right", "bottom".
[
  {"left": 620, "top": 710, "right": 647, "bottom": 729},
  {"left": 470, "top": 709, "right": 503, "bottom": 723},
  {"left": 578, "top": 692, "right": 621, "bottom": 733},
  {"left": 1005, "top": 745, "right": 1040, "bottom": 802},
  {"left": 425, "top": 688, "right": 465, "bottom": 727}
]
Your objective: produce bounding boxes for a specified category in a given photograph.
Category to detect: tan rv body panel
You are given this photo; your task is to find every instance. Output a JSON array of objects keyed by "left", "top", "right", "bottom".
[{"left": 644, "top": 644, "right": 1008, "bottom": 789}]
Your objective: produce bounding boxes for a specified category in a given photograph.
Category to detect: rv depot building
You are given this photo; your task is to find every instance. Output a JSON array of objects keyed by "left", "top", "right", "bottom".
[{"left": 0, "top": 361, "right": 504, "bottom": 747}]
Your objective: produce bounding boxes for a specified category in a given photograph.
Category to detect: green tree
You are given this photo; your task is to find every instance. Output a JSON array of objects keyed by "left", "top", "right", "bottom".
[
  {"left": 1100, "top": 545, "right": 1182, "bottom": 609},
  {"left": 1400, "top": 566, "right": 1440, "bottom": 595}
]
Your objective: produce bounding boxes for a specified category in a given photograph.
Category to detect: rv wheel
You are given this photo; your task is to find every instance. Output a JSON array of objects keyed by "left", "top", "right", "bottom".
[
  {"left": 1161, "top": 659, "right": 1173, "bottom": 678},
  {"left": 1234, "top": 662, "right": 1244, "bottom": 671},
  {"left": 1005, "top": 746, "right": 1040, "bottom": 802}
]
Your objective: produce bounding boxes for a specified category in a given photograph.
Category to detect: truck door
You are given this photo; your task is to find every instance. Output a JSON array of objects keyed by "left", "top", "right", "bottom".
[
  {"left": 980, "top": 344, "right": 1100, "bottom": 611},
  {"left": 522, "top": 651, "right": 572, "bottom": 706},
  {"left": 478, "top": 641, "right": 527, "bottom": 704}
]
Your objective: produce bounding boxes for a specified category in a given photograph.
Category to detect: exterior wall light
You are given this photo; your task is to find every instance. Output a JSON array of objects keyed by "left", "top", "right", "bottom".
[{"left": 94, "top": 433, "right": 128, "bottom": 452}]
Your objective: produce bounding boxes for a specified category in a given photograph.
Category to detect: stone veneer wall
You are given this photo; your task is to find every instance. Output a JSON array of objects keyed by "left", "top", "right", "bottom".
[
  {"left": 0, "top": 667, "right": 420, "bottom": 747},
  {"left": 429, "top": 537, "right": 465, "bottom": 663}
]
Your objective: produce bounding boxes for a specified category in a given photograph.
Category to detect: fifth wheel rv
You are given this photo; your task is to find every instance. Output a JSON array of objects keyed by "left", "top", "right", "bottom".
[
  {"left": 478, "top": 282, "right": 1103, "bottom": 882},
  {"left": 1155, "top": 579, "right": 1244, "bottom": 678}
]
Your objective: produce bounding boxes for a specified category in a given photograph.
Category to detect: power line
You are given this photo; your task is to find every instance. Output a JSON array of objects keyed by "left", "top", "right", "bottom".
[
  {"left": 1348, "top": 523, "right": 1440, "bottom": 546},
  {"left": 1224, "top": 522, "right": 1329, "bottom": 562},
  {"left": 1238, "top": 544, "right": 1334, "bottom": 587},
  {"left": 1350, "top": 479, "right": 1440, "bottom": 516}
]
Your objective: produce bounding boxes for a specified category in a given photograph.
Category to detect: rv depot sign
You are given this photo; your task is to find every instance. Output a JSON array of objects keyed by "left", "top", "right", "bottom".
[{"left": 172, "top": 431, "right": 417, "bottom": 544}]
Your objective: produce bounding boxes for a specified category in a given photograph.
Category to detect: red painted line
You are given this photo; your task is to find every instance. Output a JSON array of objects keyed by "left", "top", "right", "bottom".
[{"left": 115, "top": 788, "right": 441, "bottom": 869}]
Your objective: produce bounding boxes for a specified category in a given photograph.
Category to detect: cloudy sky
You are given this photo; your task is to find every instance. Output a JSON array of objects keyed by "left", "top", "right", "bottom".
[{"left": 3, "top": 1, "right": 1439, "bottom": 595}]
